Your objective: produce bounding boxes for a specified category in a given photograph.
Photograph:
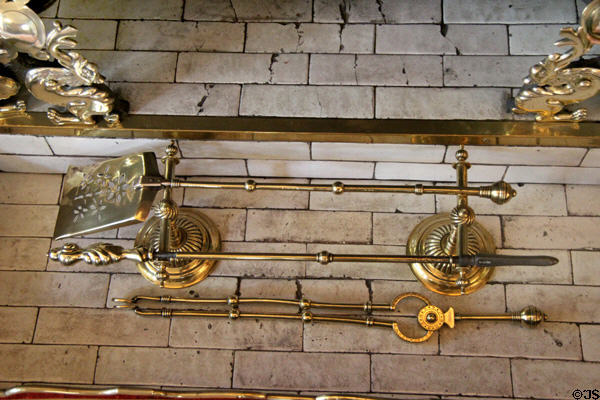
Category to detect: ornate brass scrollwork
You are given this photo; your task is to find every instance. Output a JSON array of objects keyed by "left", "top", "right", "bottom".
[
  {"left": 513, "top": 0, "right": 600, "bottom": 121},
  {"left": 0, "top": 1, "right": 121, "bottom": 125}
]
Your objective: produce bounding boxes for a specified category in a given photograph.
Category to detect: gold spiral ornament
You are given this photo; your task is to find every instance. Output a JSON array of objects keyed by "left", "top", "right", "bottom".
[
  {"left": 407, "top": 213, "right": 496, "bottom": 296},
  {"left": 135, "top": 210, "right": 221, "bottom": 288}
]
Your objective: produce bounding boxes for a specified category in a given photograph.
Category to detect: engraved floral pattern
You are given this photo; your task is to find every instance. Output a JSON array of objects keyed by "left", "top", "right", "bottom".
[{"left": 71, "top": 168, "right": 136, "bottom": 222}]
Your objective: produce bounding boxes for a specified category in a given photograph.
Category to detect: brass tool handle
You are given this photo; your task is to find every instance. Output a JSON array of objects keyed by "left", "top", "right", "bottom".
[
  {"left": 456, "top": 305, "right": 548, "bottom": 328},
  {"left": 48, "top": 243, "right": 558, "bottom": 268},
  {"left": 48, "top": 243, "right": 145, "bottom": 265},
  {"left": 154, "top": 251, "right": 558, "bottom": 267},
  {"left": 151, "top": 179, "right": 517, "bottom": 205}
]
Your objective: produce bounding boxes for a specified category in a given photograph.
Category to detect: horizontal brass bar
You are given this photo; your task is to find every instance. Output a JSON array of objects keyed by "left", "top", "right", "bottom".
[
  {"left": 154, "top": 251, "right": 453, "bottom": 265},
  {"left": 133, "top": 308, "right": 396, "bottom": 327},
  {"left": 160, "top": 180, "right": 483, "bottom": 197},
  {"left": 116, "top": 295, "right": 392, "bottom": 312},
  {"left": 455, "top": 314, "right": 515, "bottom": 321},
  {"left": 1, "top": 385, "right": 391, "bottom": 400},
  {"left": 2, "top": 113, "right": 600, "bottom": 147},
  {"left": 311, "top": 315, "right": 394, "bottom": 328},
  {"left": 153, "top": 252, "right": 559, "bottom": 267}
]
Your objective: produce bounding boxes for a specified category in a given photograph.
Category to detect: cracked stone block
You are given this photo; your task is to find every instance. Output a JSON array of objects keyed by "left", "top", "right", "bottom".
[
  {"left": 0, "top": 173, "right": 62, "bottom": 204},
  {"left": 505, "top": 166, "right": 600, "bottom": 184},
  {"left": 340, "top": 24, "right": 374, "bottom": 53},
  {"left": 512, "top": 359, "right": 600, "bottom": 399},
  {"left": 441, "top": 320, "right": 581, "bottom": 359},
  {"left": 246, "top": 209, "right": 371, "bottom": 243},
  {"left": 372, "top": 354, "right": 511, "bottom": 396},
  {"left": 117, "top": 21, "right": 245, "bottom": 52},
  {"left": 240, "top": 85, "right": 374, "bottom": 118},
  {"left": 376, "top": 24, "right": 455, "bottom": 54},
  {"left": 59, "top": 0, "right": 184, "bottom": 20},
  {"left": 504, "top": 216, "right": 600, "bottom": 249},
  {"left": 246, "top": 23, "right": 341, "bottom": 53},
  {"left": 0, "top": 238, "right": 51, "bottom": 271},
  {"left": 185, "top": 0, "right": 312, "bottom": 22},
  {"left": 376, "top": 87, "right": 512, "bottom": 119},
  {"left": 111, "top": 83, "right": 240, "bottom": 116},
  {"left": 581, "top": 325, "right": 600, "bottom": 361},
  {"left": 0, "top": 134, "right": 52, "bottom": 155},
  {"left": 445, "top": 24, "right": 508, "bottom": 55},
  {"left": 0, "top": 271, "right": 109, "bottom": 307},
  {"left": 443, "top": 0, "right": 577, "bottom": 24},
  {"left": 42, "top": 19, "right": 117, "bottom": 50},
  {"left": 0, "top": 344, "right": 97, "bottom": 383},
  {"left": 314, "top": 0, "right": 441, "bottom": 23},
  {"left": 444, "top": 55, "right": 541, "bottom": 87},
  {"left": 582, "top": 149, "right": 600, "bottom": 167},
  {"left": 571, "top": 250, "right": 600, "bottom": 285},
  {"left": 0, "top": 308, "right": 37, "bottom": 343},
  {"left": 95, "top": 347, "right": 233, "bottom": 387},
  {"left": 177, "top": 53, "right": 272, "bottom": 83},
  {"left": 233, "top": 351, "right": 370, "bottom": 391},
  {"left": 567, "top": 185, "right": 600, "bottom": 216},
  {"left": 310, "top": 54, "right": 442, "bottom": 86},
  {"left": 507, "top": 284, "right": 600, "bottom": 323},
  {"left": 34, "top": 308, "right": 170, "bottom": 346}
]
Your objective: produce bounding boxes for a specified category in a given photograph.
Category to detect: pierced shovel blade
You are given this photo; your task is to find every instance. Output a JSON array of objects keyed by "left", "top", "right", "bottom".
[{"left": 53, "top": 152, "right": 162, "bottom": 239}]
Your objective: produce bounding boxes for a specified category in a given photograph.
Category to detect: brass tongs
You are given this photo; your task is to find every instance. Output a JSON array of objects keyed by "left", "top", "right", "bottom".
[{"left": 114, "top": 292, "right": 547, "bottom": 343}]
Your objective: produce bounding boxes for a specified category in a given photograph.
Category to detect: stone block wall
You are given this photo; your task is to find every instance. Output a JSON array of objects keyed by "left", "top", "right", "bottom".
[{"left": 28, "top": 0, "right": 599, "bottom": 119}]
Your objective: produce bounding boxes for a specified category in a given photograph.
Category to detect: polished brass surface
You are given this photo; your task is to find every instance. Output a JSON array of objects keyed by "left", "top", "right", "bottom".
[
  {"left": 513, "top": 0, "right": 600, "bottom": 121},
  {"left": 135, "top": 209, "right": 221, "bottom": 288},
  {"left": 0, "top": 385, "right": 393, "bottom": 400},
  {"left": 54, "top": 149, "right": 515, "bottom": 240},
  {"left": 49, "top": 242, "right": 557, "bottom": 268},
  {"left": 153, "top": 179, "right": 516, "bottom": 204},
  {"left": 0, "top": 0, "right": 119, "bottom": 125},
  {"left": 113, "top": 292, "right": 546, "bottom": 343},
  {"left": 53, "top": 152, "right": 160, "bottom": 239},
  {"left": 49, "top": 142, "right": 559, "bottom": 293},
  {"left": 407, "top": 148, "right": 497, "bottom": 296},
  {"left": 2, "top": 114, "right": 600, "bottom": 147}
]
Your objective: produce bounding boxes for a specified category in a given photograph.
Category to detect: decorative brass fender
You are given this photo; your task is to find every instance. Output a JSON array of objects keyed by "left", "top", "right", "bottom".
[
  {"left": 49, "top": 142, "right": 558, "bottom": 296},
  {"left": 513, "top": 0, "right": 600, "bottom": 121},
  {"left": 0, "top": 0, "right": 121, "bottom": 125},
  {"left": 113, "top": 292, "right": 547, "bottom": 344}
]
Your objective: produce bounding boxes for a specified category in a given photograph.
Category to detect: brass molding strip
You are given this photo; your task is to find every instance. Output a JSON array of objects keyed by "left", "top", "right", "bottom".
[
  {"left": 1, "top": 113, "right": 599, "bottom": 147},
  {"left": 0, "top": 385, "right": 401, "bottom": 400}
]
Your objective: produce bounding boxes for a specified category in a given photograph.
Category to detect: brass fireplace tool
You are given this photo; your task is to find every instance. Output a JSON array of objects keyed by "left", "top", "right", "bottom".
[
  {"left": 113, "top": 292, "right": 547, "bottom": 343},
  {"left": 49, "top": 142, "right": 558, "bottom": 295}
]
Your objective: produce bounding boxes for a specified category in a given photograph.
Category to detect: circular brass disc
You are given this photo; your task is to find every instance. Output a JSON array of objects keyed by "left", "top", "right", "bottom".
[
  {"left": 135, "top": 209, "right": 221, "bottom": 288},
  {"left": 406, "top": 213, "right": 495, "bottom": 296},
  {"left": 417, "top": 305, "right": 445, "bottom": 331}
]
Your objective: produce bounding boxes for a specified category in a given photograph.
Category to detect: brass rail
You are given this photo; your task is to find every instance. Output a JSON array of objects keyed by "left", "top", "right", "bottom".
[
  {"left": 152, "top": 251, "right": 558, "bottom": 267},
  {"left": 3, "top": 113, "right": 600, "bottom": 147},
  {"left": 141, "top": 179, "right": 515, "bottom": 204}
]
